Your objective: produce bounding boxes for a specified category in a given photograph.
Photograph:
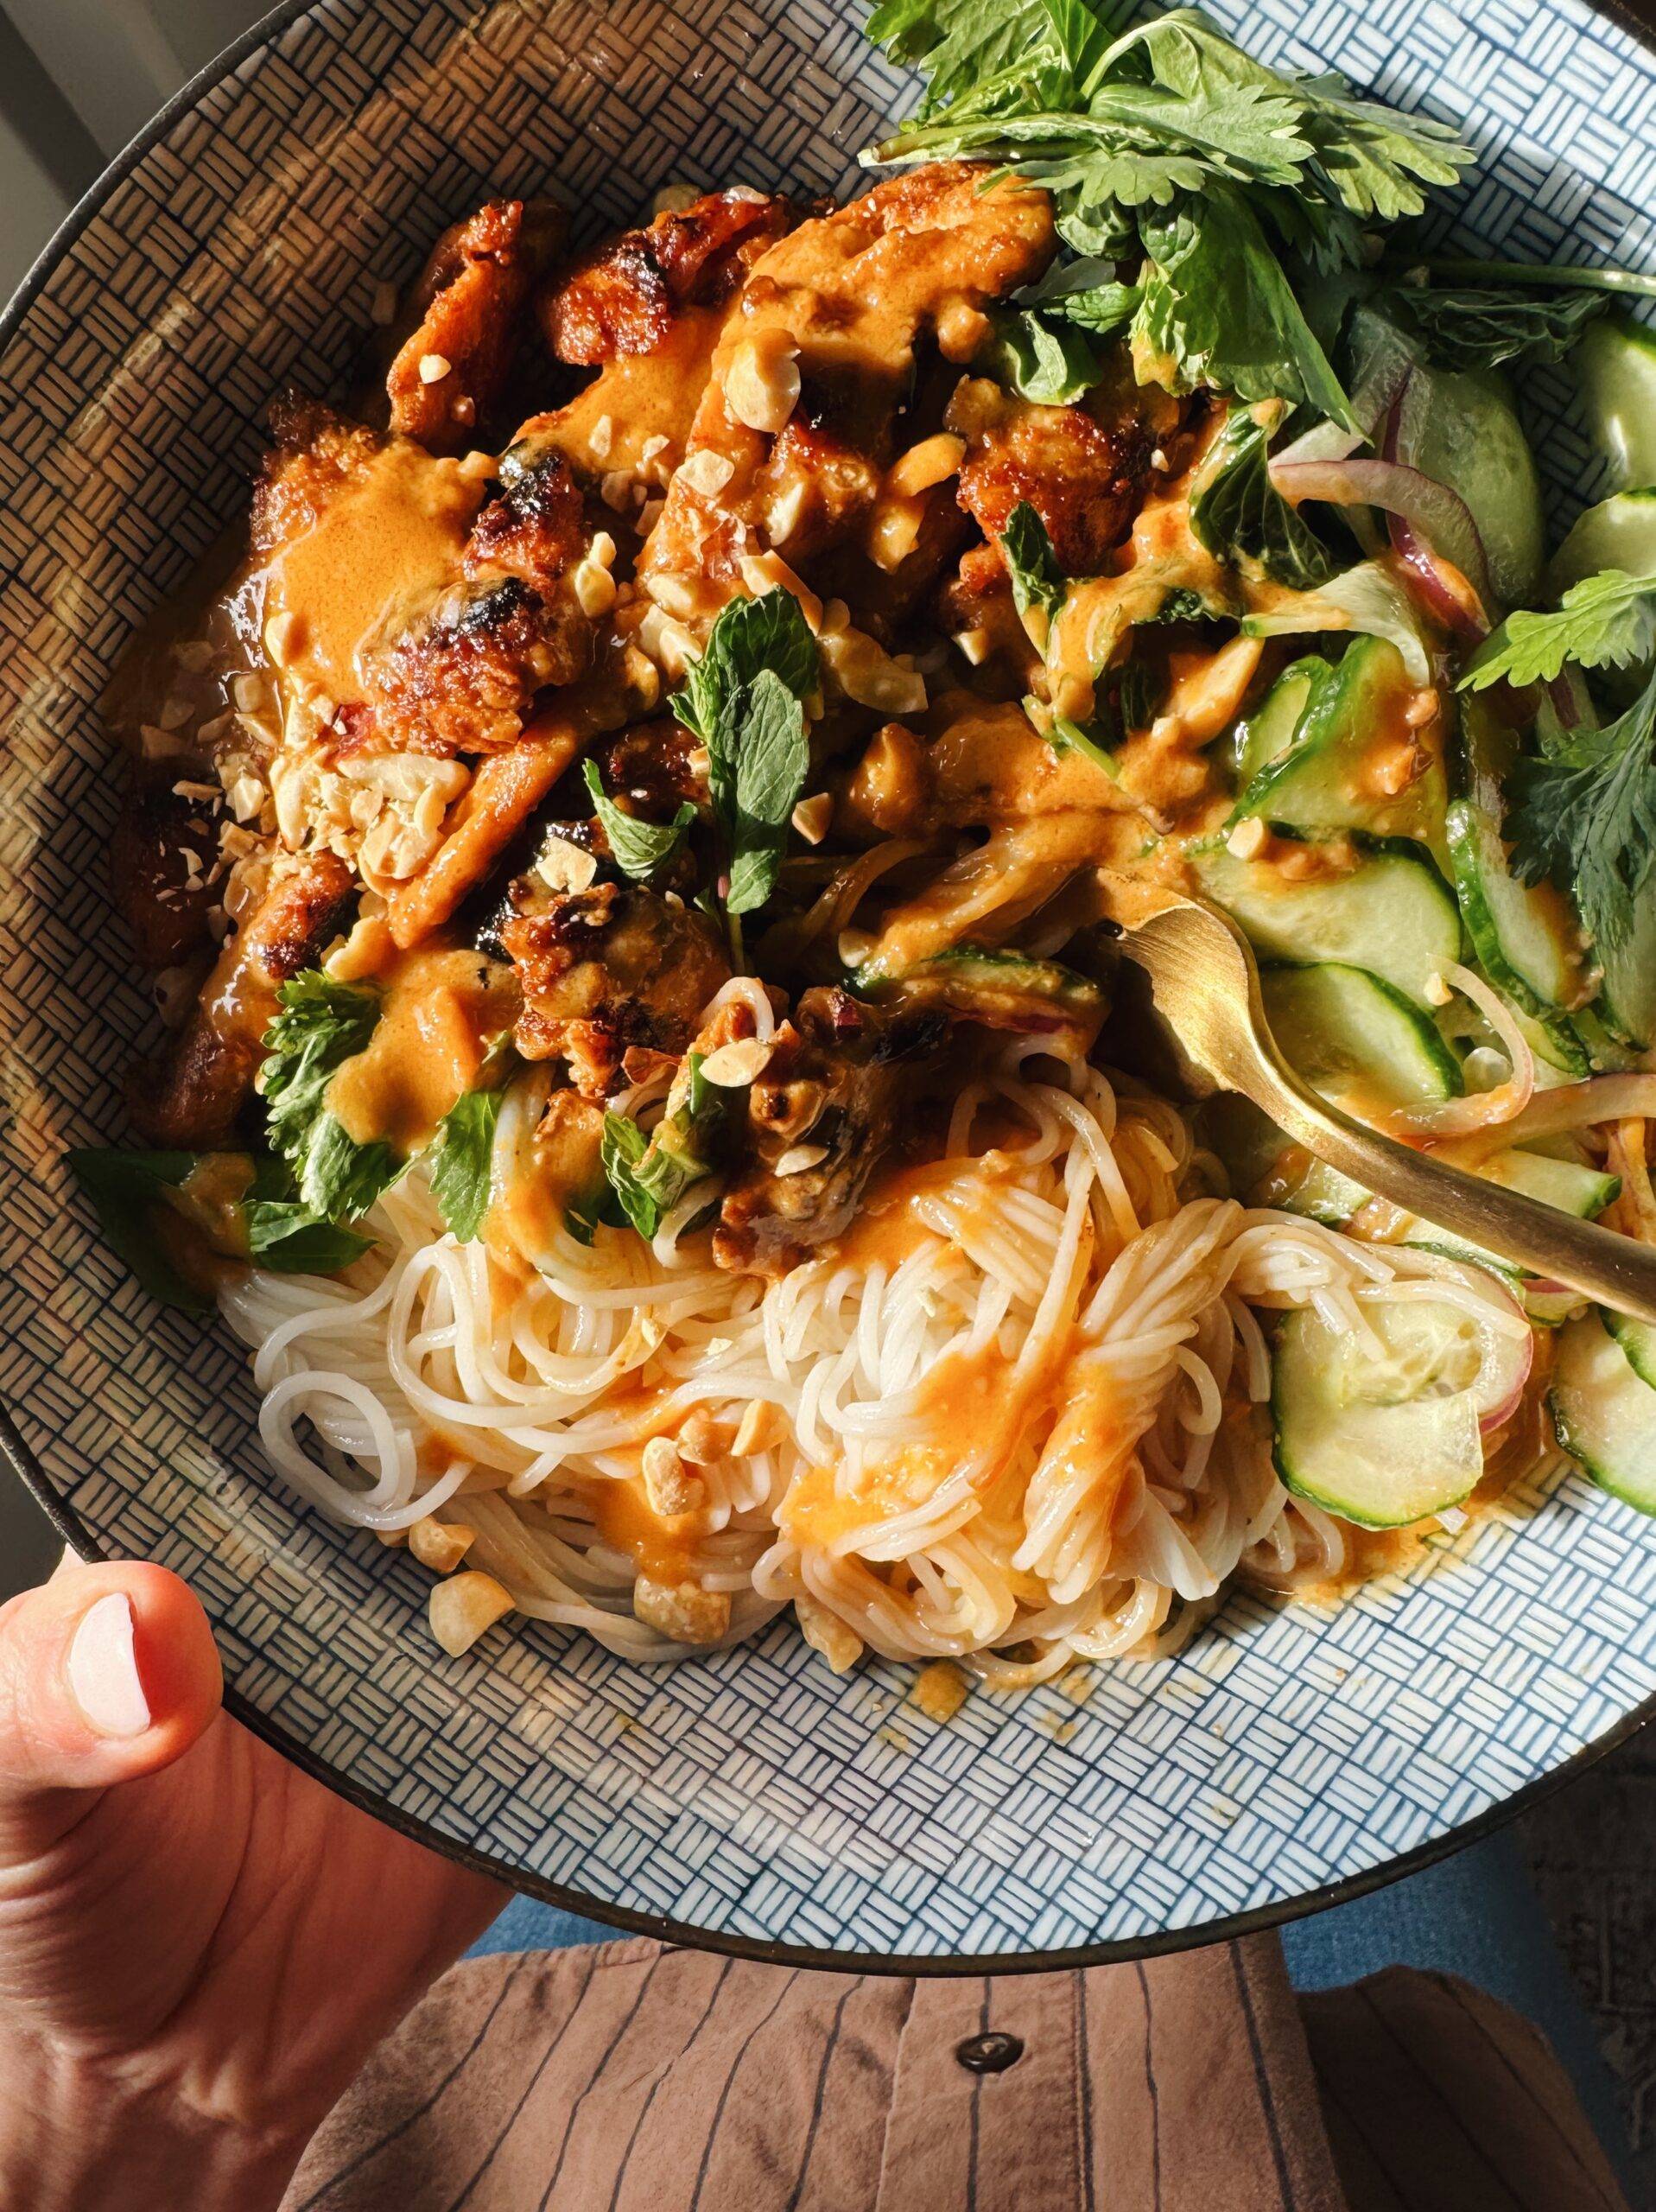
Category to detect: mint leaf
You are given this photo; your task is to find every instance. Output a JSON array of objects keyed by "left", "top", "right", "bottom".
[
  {"left": 1462, "top": 570, "right": 1656, "bottom": 691},
  {"left": 671, "top": 587, "right": 818, "bottom": 747},
  {"left": 669, "top": 589, "right": 818, "bottom": 919},
  {"left": 600, "top": 1111, "right": 660, "bottom": 1239},
  {"left": 581, "top": 759, "right": 696, "bottom": 881},
  {"left": 1190, "top": 405, "right": 1336, "bottom": 590},
  {"left": 426, "top": 1086, "right": 505, "bottom": 1243},
  {"left": 726, "top": 668, "right": 810, "bottom": 916},
  {"left": 981, "top": 308, "right": 1101, "bottom": 403},
  {"left": 260, "top": 971, "right": 403, "bottom": 1222},
  {"left": 999, "top": 501, "right": 1068, "bottom": 629},
  {"left": 1507, "top": 668, "right": 1656, "bottom": 952}
]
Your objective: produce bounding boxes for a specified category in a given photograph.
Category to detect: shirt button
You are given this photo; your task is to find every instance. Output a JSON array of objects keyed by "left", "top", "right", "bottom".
[{"left": 955, "top": 2031, "right": 1025, "bottom": 2075}]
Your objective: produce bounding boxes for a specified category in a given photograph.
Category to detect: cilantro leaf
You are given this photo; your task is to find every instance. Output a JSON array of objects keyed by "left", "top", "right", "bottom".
[
  {"left": 1018, "top": 257, "right": 1141, "bottom": 335},
  {"left": 581, "top": 759, "right": 697, "bottom": 881},
  {"left": 1507, "top": 668, "right": 1656, "bottom": 952},
  {"left": 1190, "top": 405, "right": 1337, "bottom": 590},
  {"left": 981, "top": 308, "right": 1101, "bottom": 403},
  {"left": 726, "top": 669, "right": 811, "bottom": 915},
  {"left": 999, "top": 501, "right": 1068, "bottom": 631},
  {"left": 1380, "top": 282, "right": 1609, "bottom": 370},
  {"left": 1462, "top": 570, "right": 1656, "bottom": 691},
  {"left": 259, "top": 972, "right": 403, "bottom": 1222},
  {"left": 1133, "top": 188, "right": 1354, "bottom": 424},
  {"left": 426, "top": 1086, "right": 505, "bottom": 1243}
]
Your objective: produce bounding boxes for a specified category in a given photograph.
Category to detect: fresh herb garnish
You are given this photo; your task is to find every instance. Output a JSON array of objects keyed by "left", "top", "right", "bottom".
[
  {"left": 723, "top": 668, "right": 812, "bottom": 915},
  {"left": 599, "top": 1056, "right": 725, "bottom": 1242},
  {"left": 1379, "top": 282, "right": 1610, "bottom": 370},
  {"left": 1190, "top": 404, "right": 1337, "bottom": 590},
  {"left": 425, "top": 1085, "right": 506, "bottom": 1243},
  {"left": 1019, "top": 257, "right": 1142, "bottom": 334},
  {"left": 260, "top": 972, "right": 402, "bottom": 1223},
  {"left": 67, "top": 1147, "right": 370, "bottom": 1311},
  {"left": 581, "top": 759, "right": 697, "bottom": 881},
  {"left": 1462, "top": 570, "right": 1656, "bottom": 690},
  {"left": 669, "top": 588, "right": 819, "bottom": 918},
  {"left": 866, "top": 1, "right": 1468, "bottom": 416},
  {"left": 1507, "top": 669, "right": 1656, "bottom": 954},
  {"left": 999, "top": 501, "right": 1068, "bottom": 632},
  {"left": 981, "top": 308, "right": 1102, "bottom": 403}
]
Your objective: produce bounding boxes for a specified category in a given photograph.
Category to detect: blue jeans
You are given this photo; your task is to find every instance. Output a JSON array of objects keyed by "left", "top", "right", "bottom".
[{"left": 468, "top": 1828, "right": 1629, "bottom": 2178}]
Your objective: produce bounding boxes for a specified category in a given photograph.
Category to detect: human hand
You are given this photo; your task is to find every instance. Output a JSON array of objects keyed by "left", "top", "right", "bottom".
[{"left": 0, "top": 1555, "right": 505, "bottom": 2211}]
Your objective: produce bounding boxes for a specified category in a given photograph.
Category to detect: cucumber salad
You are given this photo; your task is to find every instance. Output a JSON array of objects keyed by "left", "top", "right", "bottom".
[{"left": 866, "top": 0, "right": 1656, "bottom": 1535}]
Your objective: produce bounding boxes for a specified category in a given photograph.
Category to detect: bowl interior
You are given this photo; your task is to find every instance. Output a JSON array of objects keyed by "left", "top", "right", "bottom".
[{"left": 1, "top": 0, "right": 1654, "bottom": 1964}]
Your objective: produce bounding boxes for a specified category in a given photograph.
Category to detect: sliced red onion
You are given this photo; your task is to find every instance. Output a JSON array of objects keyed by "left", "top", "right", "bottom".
[
  {"left": 1269, "top": 454, "right": 1493, "bottom": 610},
  {"left": 1478, "top": 1329, "right": 1533, "bottom": 1436},
  {"left": 1390, "top": 517, "right": 1488, "bottom": 641},
  {"left": 1545, "top": 673, "right": 1582, "bottom": 729}
]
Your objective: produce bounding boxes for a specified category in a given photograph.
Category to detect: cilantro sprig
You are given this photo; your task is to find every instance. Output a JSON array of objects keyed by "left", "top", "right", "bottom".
[
  {"left": 865, "top": 1, "right": 1470, "bottom": 418},
  {"left": 1462, "top": 571, "right": 1656, "bottom": 691},
  {"left": 669, "top": 588, "right": 819, "bottom": 918},
  {"left": 260, "top": 973, "right": 402, "bottom": 1224},
  {"left": 260, "top": 970, "right": 507, "bottom": 1244},
  {"left": 1507, "top": 673, "right": 1656, "bottom": 956}
]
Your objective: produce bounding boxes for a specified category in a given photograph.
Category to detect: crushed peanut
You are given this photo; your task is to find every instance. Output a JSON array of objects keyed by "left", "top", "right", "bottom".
[
  {"left": 409, "top": 1516, "right": 477, "bottom": 1574},
  {"left": 428, "top": 1571, "right": 513, "bottom": 1656}
]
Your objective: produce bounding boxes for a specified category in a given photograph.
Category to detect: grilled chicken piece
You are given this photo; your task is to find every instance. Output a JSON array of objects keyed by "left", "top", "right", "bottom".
[
  {"left": 253, "top": 399, "right": 593, "bottom": 760},
  {"left": 388, "top": 200, "right": 566, "bottom": 453},
  {"left": 129, "top": 851, "right": 354, "bottom": 1148},
  {"left": 713, "top": 988, "right": 946, "bottom": 1274},
  {"left": 948, "top": 375, "right": 1153, "bottom": 579},
  {"left": 111, "top": 791, "right": 219, "bottom": 967},
  {"left": 542, "top": 190, "right": 794, "bottom": 363},
  {"left": 503, "top": 194, "right": 796, "bottom": 512},
  {"left": 499, "top": 880, "right": 729, "bottom": 1094},
  {"left": 637, "top": 162, "right": 1056, "bottom": 616}
]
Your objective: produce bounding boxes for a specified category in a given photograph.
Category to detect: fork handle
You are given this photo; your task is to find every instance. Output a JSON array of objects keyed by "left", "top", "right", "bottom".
[{"left": 1230, "top": 1039, "right": 1656, "bottom": 1329}]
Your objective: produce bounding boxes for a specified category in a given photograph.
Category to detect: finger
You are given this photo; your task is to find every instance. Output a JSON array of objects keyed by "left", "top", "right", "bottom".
[{"left": 0, "top": 1563, "right": 222, "bottom": 1852}]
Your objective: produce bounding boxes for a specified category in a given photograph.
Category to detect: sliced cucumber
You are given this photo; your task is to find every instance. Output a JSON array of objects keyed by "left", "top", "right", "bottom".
[
  {"left": 1230, "top": 638, "right": 1445, "bottom": 849},
  {"left": 1193, "top": 835, "right": 1462, "bottom": 1007},
  {"left": 1231, "top": 658, "right": 1327, "bottom": 789},
  {"left": 1446, "top": 798, "right": 1585, "bottom": 1016},
  {"left": 1593, "top": 881, "right": 1656, "bottom": 1052},
  {"left": 1397, "top": 364, "right": 1545, "bottom": 608},
  {"left": 1573, "top": 315, "right": 1656, "bottom": 497},
  {"left": 1272, "top": 1296, "right": 1513, "bottom": 1527},
  {"left": 1511, "top": 1002, "right": 1592, "bottom": 1079},
  {"left": 1546, "top": 487, "right": 1656, "bottom": 600},
  {"left": 1549, "top": 1309, "right": 1656, "bottom": 1514},
  {"left": 1606, "top": 1310, "right": 1656, "bottom": 1392},
  {"left": 1262, "top": 962, "right": 1462, "bottom": 1111},
  {"left": 1570, "top": 1004, "right": 1642, "bottom": 1074}
]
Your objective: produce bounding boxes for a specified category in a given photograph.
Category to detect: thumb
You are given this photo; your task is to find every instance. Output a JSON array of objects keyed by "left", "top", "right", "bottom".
[{"left": 0, "top": 1560, "right": 223, "bottom": 1854}]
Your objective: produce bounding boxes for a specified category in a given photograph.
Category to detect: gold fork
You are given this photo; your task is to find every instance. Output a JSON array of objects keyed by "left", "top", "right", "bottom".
[{"left": 1104, "top": 878, "right": 1656, "bottom": 1328}]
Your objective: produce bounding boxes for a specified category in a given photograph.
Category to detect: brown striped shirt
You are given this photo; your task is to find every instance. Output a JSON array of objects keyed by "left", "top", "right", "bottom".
[{"left": 282, "top": 1934, "right": 1629, "bottom": 2211}]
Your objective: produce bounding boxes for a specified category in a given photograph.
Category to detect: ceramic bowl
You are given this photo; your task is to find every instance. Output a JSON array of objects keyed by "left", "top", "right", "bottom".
[{"left": 3, "top": 0, "right": 1654, "bottom": 1968}]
